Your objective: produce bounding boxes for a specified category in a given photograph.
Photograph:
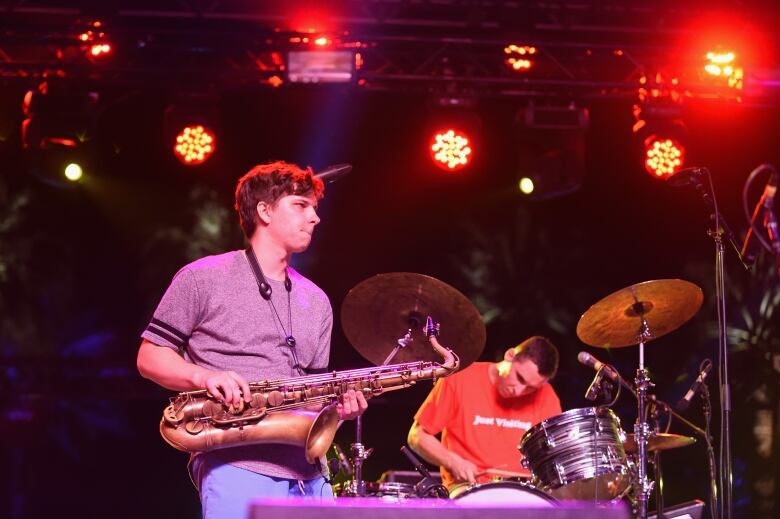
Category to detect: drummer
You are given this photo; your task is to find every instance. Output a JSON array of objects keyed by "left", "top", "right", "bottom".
[{"left": 407, "top": 336, "right": 562, "bottom": 489}]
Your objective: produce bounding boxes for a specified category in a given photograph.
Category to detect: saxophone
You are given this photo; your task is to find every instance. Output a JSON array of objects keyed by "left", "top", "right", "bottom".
[{"left": 159, "top": 320, "right": 458, "bottom": 463}]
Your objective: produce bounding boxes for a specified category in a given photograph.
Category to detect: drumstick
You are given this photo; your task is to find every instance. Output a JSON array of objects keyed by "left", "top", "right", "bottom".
[{"left": 475, "top": 467, "right": 528, "bottom": 479}]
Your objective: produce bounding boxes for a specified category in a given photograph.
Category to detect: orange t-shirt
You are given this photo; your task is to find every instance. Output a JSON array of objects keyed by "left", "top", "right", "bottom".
[{"left": 414, "top": 362, "right": 562, "bottom": 488}]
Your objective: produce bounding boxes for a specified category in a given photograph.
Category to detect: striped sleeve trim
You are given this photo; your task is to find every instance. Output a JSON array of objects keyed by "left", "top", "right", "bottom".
[{"left": 145, "top": 319, "right": 189, "bottom": 349}]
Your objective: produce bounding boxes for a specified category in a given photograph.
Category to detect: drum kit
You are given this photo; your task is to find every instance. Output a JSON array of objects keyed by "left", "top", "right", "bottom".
[{"left": 333, "top": 273, "right": 708, "bottom": 518}]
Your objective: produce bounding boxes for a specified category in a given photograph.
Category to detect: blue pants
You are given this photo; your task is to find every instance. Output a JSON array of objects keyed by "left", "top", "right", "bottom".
[{"left": 191, "top": 456, "right": 333, "bottom": 519}]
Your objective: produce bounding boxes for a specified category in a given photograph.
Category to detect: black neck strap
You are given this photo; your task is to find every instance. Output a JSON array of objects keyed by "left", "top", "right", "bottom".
[{"left": 245, "top": 247, "right": 291, "bottom": 300}]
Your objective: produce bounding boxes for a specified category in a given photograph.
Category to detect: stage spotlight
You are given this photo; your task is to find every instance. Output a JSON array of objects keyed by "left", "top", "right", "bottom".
[
  {"left": 20, "top": 81, "right": 98, "bottom": 186},
  {"left": 632, "top": 113, "right": 688, "bottom": 180},
  {"left": 89, "top": 43, "right": 112, "bottom": 57},
  {"left": 514, "top": 104, "right": 588, "bottom": 199},
  {"left": 518, "top": 177, "right": 535, "bottom": 195},
  {"left": 704, "top": 49, "right": 743, "bottom": 90},
  {"left": 173, "top": 124, "right": 216, "bottom": 166},
  {"left": 78, "top": 20, "right": 112, "bottom": 60},
  {"left": 64, "top": 163, "right": 83, "bottom": 182},
  {"left": 430, "top": 129, "right": 472, "bottom": 172},
  {"left": 21, "top": 82, "right": 98, "bottom": 151},
  {"left": 24, "top": 143, "right": 90, "bottom": 188},
  {"left": 163, "top": 95, "right": 220, "bottom": 166},
  {"left": 504, "top": 44, "right": 536, "bottom": 72},
  {"left": 643, "top": 137, "right": 685, "bottom": 178}
]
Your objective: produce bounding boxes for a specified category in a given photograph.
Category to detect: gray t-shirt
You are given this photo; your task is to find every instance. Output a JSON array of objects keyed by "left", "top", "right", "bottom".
[{"left": 142, "top": 250, "right": 332, "bottom": 480}]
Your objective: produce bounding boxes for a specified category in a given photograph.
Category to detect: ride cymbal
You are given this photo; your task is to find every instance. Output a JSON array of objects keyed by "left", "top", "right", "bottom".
[
  {"left": 576, "top": 279, "right": 703, "bottom": 348},
  {"left": 623, "top": 433, "right": 696, "bottom": 453},
  {"left": 341, "top": 273, "right": 486, "bottom": 369}
]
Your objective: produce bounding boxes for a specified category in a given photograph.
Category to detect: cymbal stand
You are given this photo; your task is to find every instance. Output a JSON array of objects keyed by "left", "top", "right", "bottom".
[
  {"left": 348, "top": 329, "right": 414, "bottom": 496},
  {"left": 634, "top": 311, "right": 656, "bottom": 519},
  {"left": 648, "top": 402, "right": 664, "bottom": 519}
]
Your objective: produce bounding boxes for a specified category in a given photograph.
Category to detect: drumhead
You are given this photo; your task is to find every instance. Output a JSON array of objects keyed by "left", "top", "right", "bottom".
[{"left": 450, "top": 480, "right": 557, "bottom": 507}]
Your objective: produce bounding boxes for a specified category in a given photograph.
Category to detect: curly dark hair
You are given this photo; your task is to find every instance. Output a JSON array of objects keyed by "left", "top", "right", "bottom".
[
  {"left": 234, "top": 160, "right": 325, "bottom": 238},
  {"left": 513, "top": 336, "right": 559, "bottom": 379}
]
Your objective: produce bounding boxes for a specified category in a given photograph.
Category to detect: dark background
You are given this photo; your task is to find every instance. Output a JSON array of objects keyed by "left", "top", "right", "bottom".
[{"left": 1, "top": 2, "right": 780, "bottom": 518}]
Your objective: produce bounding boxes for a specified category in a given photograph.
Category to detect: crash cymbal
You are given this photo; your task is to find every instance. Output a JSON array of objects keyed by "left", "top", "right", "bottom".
[
  {"left": 576, "top": 279, "right": 703, "bottom": 348},
  {"left": 623, "top": 433, "right": 696, "bottom": 454},
  {"left": 341, "top": 273, "right": 486, "bottom": 369}
]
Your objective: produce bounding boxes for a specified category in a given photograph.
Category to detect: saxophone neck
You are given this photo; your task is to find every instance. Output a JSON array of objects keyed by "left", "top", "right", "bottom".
[{"left": 428, "top": 334, "right": 459, "bottom": 372}]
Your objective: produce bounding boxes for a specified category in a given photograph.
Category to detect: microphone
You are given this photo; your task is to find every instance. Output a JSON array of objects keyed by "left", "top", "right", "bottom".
[
  {"left": 584, "top": 370, "right": 605, "bottom": 401},
  {"left": 577, "top": 351, "right": 619, "bottom": 382},
  {"left": 667, "top": 166, "right": 707, "bottom": 187},
  {"left": 741, "top": 169, "right": 778, "bottom": 267},
  {"left": 401, "top": 445, "right": 433, "bottom": 479},
  {"left": 315, "top": 163, "right": 352, "bottom": 184},
  {"left": 332, "top": 443, "right": 353, "bottom": 477},
  {"left": 401, "top": 446, "right": 449, "bottom": 499},
  {"left": 676, "top": 359, "right": 713, "bottom": 411}
]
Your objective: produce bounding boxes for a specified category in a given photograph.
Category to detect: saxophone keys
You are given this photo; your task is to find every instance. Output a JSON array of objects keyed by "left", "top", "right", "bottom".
[
  {"left": 185, "top": 420, "right": 205, "bottom": 435},
  {"left": 267, "top": 390, "right": 284, "bottom": 407},
  {"left": 250, "top": 392, "right": 266, "bottom": 409},
  {"left": 227, "top": 400, "right": 246, "bottom": 415}
]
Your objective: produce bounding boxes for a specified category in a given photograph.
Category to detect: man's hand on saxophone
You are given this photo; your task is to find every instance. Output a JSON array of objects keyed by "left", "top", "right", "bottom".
[
  {"left": 196, "top": 369, "right": 253, "bottom": 409},
  {"left": 337, "top": 389, "right": 369, "bottom": 421}
]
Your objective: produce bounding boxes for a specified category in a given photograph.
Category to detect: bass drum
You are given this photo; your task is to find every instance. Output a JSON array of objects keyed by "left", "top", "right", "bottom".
[{"left": 449, "top": 480, "right": 558, "bottom": 506}]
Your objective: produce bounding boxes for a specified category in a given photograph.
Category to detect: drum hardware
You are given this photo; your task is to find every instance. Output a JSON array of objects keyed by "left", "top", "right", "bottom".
[
  {"left": 337, "top": 273, "right": 487, "bottom": 498},
  {"left": 577, "top": 279, "right": 705, "bottom": 519}
]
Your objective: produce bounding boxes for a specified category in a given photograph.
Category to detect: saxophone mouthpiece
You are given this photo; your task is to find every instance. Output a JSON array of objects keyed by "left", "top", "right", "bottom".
[{"left": 425, "top": 316, "right": 440, "bottom": 337}]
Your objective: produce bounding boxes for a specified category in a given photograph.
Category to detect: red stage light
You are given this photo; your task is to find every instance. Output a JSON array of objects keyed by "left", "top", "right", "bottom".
[
  {"left": 79, "top": 21, "right": 112, "bottom": 59},
  {"left": 90, "top": 43, "right": 111, "bottom": 57},
  {"left": 504, "top": 44, "right": 536, "bottom": 72},
  {"left": 430, "top": 129, "right": 472, "bottom": 172},
  {"left": 704, "top": 49, "right": 743, "bottom": 89},
  {"left": 643, "top": 136, "right": 685, "bottom": 179},
  {"left": 173, "top": 125, "right": 216, "bottom": 166}
]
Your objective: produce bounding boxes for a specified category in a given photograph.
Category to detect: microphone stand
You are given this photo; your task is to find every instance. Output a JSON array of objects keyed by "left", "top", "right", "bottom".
[
  {"left": 701, "top": 384, "right": 719, "bottom": 519},
  {"left": 685, "top": 168, "right": 738, "bottom": 519}
]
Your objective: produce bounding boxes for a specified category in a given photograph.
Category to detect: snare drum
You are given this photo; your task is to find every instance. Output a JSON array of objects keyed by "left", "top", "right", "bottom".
[
  {"left": 450, "top": 480, "right": 557, "bottom": 506},
  {"left": 519, "top": 407, "right": 630, "bottom": 502}
]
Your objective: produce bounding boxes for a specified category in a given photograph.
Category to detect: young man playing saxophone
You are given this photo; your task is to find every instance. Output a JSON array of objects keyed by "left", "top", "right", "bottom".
[{"left": 137, "top": 161, "right": 367, "bottom": 518}]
